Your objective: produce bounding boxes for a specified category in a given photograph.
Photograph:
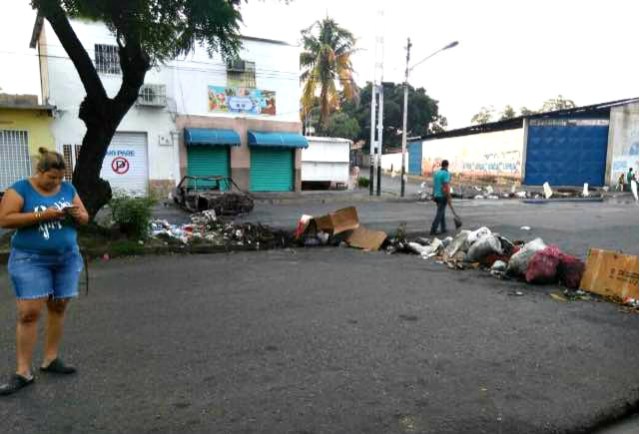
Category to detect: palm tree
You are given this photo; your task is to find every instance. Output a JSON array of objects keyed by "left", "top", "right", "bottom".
[{"left": 300, "top": 18, "right": 357, "bottom": 128}]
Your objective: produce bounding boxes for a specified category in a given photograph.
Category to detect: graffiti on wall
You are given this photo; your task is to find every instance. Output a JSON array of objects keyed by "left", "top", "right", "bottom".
[
  {"left": 422, "top": 151, "right": 522, "bottom": 179},
  {"left": 609, "top": 107, "right": 639, "bottom": 184}
]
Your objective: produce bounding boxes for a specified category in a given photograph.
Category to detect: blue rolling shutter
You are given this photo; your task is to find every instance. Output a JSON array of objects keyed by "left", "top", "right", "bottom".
[
  {"left": 187, "top": 147, "right": 230, "bottom": 190},
  {"left": 250, "top": 148, "right": 293, "bottom": 192},
  {"left": 409, "top": 142, "right": 422, "bottom": 175},
  {"left": 525, "top": 121, "right": 609, "bottom": 186}
]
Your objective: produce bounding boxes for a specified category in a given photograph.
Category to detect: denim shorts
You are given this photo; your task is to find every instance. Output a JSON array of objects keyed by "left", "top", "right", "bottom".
[{"left": 8, "top": 248, "right": 84, "bottom": 300}]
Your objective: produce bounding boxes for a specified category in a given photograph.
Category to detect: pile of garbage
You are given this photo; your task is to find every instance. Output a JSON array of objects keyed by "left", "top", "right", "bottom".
[
  {"left": 150, "top": 210, "right": 291, "bottom": 249},
  {"left": 387, "top": 225, "right": 586, "bottom": 290}
]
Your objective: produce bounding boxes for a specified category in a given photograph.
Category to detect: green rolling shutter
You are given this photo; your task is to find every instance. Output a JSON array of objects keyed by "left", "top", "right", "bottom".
[
  {"left": 187, "top": 147, "right": 230, "bottom": 190},
  {"left": 250, "top": 148, "right": 294, "bottom": 192}
]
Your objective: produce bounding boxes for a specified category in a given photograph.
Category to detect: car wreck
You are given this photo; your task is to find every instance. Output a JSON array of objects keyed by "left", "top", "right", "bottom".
[{"left": 171, "top": 175, "right": 254, "bottom": 215}]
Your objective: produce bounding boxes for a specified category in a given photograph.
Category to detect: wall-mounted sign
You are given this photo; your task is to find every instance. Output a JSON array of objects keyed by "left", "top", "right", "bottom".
[{"left": 207, "top": 86, "right": 276, "bottom": 115}]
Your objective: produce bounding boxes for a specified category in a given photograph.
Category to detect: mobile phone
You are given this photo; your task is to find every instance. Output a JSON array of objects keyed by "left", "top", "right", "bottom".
[{"left": 61, "top": 205, "right": 78, "bottom": 213}]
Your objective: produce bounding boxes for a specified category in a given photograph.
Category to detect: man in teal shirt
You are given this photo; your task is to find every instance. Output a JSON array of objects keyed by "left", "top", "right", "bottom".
[{"left": 430, "top": 160, "right": 451, "bottom": 235}]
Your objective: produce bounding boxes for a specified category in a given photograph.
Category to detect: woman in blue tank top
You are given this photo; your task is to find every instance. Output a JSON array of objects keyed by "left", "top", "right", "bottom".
[{"left": 0, "top": 147, "right": 89, "bottom": 396}]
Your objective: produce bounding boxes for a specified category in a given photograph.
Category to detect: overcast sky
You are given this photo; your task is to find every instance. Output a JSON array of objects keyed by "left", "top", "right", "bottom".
[{"left": 1, "top": 0, "right": 638, "bottom": 129}]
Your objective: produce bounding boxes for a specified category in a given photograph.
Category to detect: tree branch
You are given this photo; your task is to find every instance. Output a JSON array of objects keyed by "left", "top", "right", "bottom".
[{"left": 39, "top": 1, "right": 108, "bottom": 103}]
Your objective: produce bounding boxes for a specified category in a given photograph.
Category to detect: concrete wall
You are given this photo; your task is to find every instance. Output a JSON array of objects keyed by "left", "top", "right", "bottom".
[
  {"left": 176, "top": 115, "right": 303, "bottom": 192},
  {"left": 0, "top": 108, "right": 55, "bottom": 172},
  {"left": 381, "top": 153, "right": 406, "bottom": 174},
  {"left": 420, "top": 126, "right": 525, "bottom": 183},
  {"left": 606, "top": 102, "right": 639, "bottom": 186}
]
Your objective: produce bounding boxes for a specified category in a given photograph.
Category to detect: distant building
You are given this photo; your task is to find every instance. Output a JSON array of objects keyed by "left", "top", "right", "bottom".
[
  {"left": 30, "top": 15, "right": 305, "bottom": 196},
  {"left": 402, "top": 98, "right": 638, "bottom": 187},
  {"left": 0, "top": 93, "right": 56, "bottom": 190}
]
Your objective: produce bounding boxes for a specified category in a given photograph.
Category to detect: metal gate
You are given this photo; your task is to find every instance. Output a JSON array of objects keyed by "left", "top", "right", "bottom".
[
  {"left": 100, "top": 132, "right": 149, "bottom": 195},
  {"left": 409, "top": 141, "right": 422, "bottom": 175},
  {"left": 250, "top": 148, "right": 294, "bottom": 192},
  {"left": 524, "top": 119, "right": 609, "bottom": 186},
  {"left": 187, "top": 147, "right": 230, "bottom": 190},
  {"left": 0, "top": 130, "right": 31, "bottom": 191}
]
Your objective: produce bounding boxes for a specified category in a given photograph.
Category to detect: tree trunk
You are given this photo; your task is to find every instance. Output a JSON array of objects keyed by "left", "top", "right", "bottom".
[{"left": 72, "top": 98, "right": 118, "bottom": 218}]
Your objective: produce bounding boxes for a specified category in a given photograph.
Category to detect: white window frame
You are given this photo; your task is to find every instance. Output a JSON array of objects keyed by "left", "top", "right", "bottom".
[{"left": 0, "top": 129, "right": 31, "bottom": 190}]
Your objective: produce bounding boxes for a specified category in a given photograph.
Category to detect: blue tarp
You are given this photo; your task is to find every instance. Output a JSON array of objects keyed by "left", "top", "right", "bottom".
[
  {"left": 248, "top": 131, "right": 309, "bottom": 149},
  {"left": 184, "top": 128, "right": 240, "bottom": 146}
]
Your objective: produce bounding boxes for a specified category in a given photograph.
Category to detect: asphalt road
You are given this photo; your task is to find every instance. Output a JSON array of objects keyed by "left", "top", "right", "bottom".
[{"left": 0, "top": 245, "right": 637, "bottom": 433}]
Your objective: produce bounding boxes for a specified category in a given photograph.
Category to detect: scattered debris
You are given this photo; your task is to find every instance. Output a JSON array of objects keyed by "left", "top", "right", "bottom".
[
  {"left": 582, "top": 183, "right": 590, "bottom": 197},
  {"left": 150, "top": 210, "right": 290, "bottom": 249},
  {"left": 543, "top": 182, "right": 553, "bottom": 199},
  {"left": 549, "top": 292, "right": 568, "bottom": 302},
  {"left": 295, "top": 207, "right": 388, "bottom": 251}
]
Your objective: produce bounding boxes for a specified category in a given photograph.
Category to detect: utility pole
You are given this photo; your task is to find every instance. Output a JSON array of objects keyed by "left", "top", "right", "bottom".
[
  {"left": 376, "top": 84, "right": 383, "bottom": 196},
  {"left": 369, "top": 83, "right": 376, "bottom": 196},
  {"left": 401, "top": 37, "right": 411, "bottom": 197}
]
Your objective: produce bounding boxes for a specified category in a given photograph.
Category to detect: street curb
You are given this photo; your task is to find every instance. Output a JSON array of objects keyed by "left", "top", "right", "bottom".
[{"left": 0, "top": 243, "right": 279, "bottom": 263}]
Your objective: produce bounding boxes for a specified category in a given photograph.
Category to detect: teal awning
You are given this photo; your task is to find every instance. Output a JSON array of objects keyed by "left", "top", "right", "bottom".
[
  {"left": 248, "top": 131, "right": 309, "bottom": 149},
  {"left": 184, "top": 128, "right": 240, "bottom": 147}
]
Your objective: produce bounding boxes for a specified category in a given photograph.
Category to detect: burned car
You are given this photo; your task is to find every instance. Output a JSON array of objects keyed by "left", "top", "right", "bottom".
[{"left": 171, "top": 176, "right": 254, "bottom": 215}]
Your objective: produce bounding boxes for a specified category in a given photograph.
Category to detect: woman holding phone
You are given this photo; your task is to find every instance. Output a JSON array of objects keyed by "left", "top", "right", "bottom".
[{"left": 0, "top": 147, "right": 89, "bottom": 396}]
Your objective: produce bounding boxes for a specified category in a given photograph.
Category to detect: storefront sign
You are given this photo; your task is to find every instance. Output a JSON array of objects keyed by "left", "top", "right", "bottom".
[{"left": 207, "top": 86, "right": 276, "bottom": 115}]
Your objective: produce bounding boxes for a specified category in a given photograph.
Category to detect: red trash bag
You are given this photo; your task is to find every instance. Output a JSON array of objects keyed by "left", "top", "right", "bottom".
[
  {"left": 558, "top": 253, "right": 586, "bottom": 289},
  {"left": 525, "top": 245, "right": 562, "bottom": 284}
]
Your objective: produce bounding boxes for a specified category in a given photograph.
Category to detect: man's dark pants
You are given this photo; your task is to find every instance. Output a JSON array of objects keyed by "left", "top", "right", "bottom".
[{"left": 431, "top": 197, "right": 448, "bottom": 234}]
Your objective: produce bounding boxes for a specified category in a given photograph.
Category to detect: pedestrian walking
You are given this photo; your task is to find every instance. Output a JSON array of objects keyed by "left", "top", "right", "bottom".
[
  {"left": 0, "top": 148, "right": 89, "bottom": 396},
  {"left": 430, "top": 160, "right": 451, "bottom": 235}
]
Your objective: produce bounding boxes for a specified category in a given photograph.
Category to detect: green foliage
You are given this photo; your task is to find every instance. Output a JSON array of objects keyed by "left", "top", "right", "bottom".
[
  {"left": 109, "top": 194, "right": 156, "bottom": 240},
  {"left": 319, "top": 112, "right": 361, "bottom": 139},
  {"left": 541, "top": 95, "right": 576, "bottom": 112},
  {"left": 337, "top": 82, "right": 443, "bottom": 150},
  {"left": 499, "top": 105, "right": 517, "bottom": 121},
  {"left": 300, "top": 18, "right": 357, "bottom": 127},
  {"left": 520, "top": 106, "right": 537, "bottom": 116},
  {"left": 32, "top": 0, "right": 243, "bottom": 64},
  {"left": 471, "top": 106, "right": 495, "bottom": 124},
  {"left": 357, "top": 177, "right": 370, "bottom": 188}
]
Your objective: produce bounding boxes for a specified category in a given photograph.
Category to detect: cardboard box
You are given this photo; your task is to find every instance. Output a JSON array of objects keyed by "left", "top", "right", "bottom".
[
  {"left": 346, "top": 227, "right": 388, "bottom": 251},
  {"left": 310, "top": 207, "right": 360, "bottom": 235},
  {"left": 580, "top": 249, "right": 639, "bottom": 301}
]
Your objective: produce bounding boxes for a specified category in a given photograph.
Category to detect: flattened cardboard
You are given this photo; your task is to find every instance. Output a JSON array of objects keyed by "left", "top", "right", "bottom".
[
  {"left": 313, "top": 207, "right": 359, "bottom": 235},
  {"left": 346, "top": 227, "right": 387, "bottom": 251},
  {"left": 580, "top": 248, "right": 639, "bottom": 301}
]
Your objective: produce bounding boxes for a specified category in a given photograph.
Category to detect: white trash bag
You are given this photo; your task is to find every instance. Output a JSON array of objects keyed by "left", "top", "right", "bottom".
[
  {"left": 507, "top": 238, "right": 547, "bottom": 276},
  {"left": 465, "top": 234, "right": 503, "bottom": 263}
]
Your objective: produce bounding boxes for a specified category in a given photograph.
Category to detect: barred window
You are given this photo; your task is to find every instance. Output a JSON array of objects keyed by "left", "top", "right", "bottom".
[
  {"left": 95, "top": 44, "right": 121, "bottom": 75},
  {"left": 227, "top": 60, "right": 256, "bottom": 89},
  {"left": 0, "top": 130, "right": 31, "bottom": 190}
]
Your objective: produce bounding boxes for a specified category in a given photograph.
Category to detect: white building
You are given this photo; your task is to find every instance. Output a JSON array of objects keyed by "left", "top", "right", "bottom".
[{"left": 30, "top": 16, "right": 305, "bottom": 196}]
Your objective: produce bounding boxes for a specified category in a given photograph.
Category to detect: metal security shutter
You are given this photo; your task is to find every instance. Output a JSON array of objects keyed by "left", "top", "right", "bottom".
[
  {"left": 409, "top": 142, "right": 422, "bottom": 175},
  {"left": 525, "top": 121, "right": 609, "bottom": 186},
  {"left": 250, "top": 148, "right": 294, "bottom": 192},
  {"left": 0, "top": 130, "right": 31, "bottom": 191},
  {"left": 187, "top": 147, "right": 230, "bottom": 190},
  {"left": 100, "top": 132, "right": 149, "bottom": 195}
]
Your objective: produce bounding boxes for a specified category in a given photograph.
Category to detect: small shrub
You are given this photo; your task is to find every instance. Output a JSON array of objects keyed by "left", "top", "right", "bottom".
[
  {"left": 109, "top": 194, "right": 156, "bottom": 240},
  {"left": 357, "top": 177, "right": 370, "bottom": 188}
]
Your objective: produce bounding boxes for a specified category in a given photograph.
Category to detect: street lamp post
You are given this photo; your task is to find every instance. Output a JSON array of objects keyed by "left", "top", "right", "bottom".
[{"left": 400, "top": 40, "right": 459, "bottom": 197}]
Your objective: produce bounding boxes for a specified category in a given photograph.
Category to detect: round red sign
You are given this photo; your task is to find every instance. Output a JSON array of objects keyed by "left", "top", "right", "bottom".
[{"left": 111, "top": 157, "right": 130, "bottom": 175}]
